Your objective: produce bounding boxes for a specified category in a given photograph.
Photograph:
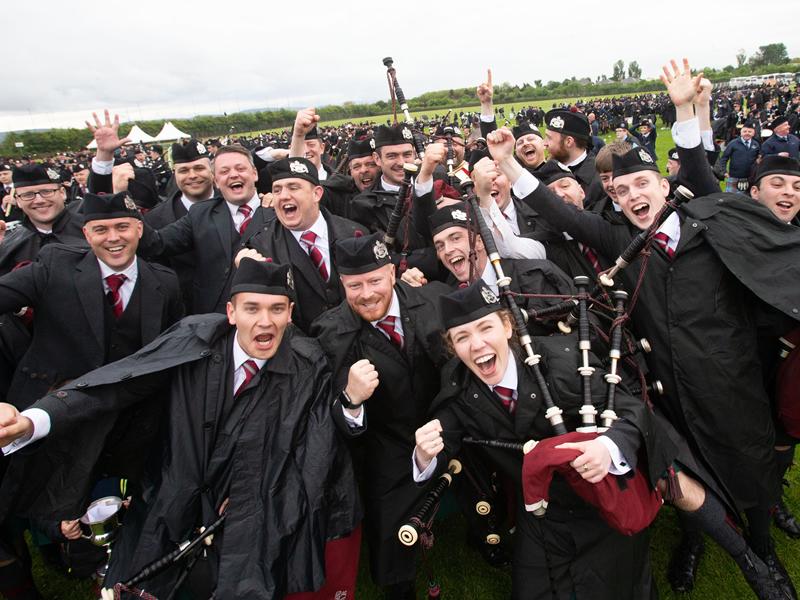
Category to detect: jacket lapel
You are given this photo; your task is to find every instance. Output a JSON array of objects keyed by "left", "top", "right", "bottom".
[
  {"left": 75, "top": 253, "right": 106, "bottom": 352},
  {"left": 136, "top": 259, "right": 165, "bottom": 344},
  {"left": 211, "top": 200, "right": 233, "bottom": 263}
]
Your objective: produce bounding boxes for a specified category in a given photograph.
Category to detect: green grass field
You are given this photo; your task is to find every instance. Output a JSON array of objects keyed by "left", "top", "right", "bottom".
[
  {"left": 15, "top": 114, "right": 776, "bottom": 600},
  {"left": 19, "top": 452, "right": 800, "bottom": 599}
]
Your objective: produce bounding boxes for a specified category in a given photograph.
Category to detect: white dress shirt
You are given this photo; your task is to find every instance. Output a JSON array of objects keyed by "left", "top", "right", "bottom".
[
  {"left": 290, "top": 211, "right": 331, "bottom": 276},
  {"left": 479, "top": 200, "right": 547, "bottom": 260},
  {"left": 369, "top": 290, "right": 405, "bottom": 340},
  {"left": 98, "top": 258, "right": 139, "bottom": 314},
  {"left": 226, "top": 194, "right": 260, "bottom": 232},
  {"left": 231, "top": 333, "right": 267, "bottom": 395}
]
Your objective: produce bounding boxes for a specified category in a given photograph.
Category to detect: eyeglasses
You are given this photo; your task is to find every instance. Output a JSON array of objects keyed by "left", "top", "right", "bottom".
[{"left": 15, "top": 188, "right": 61, "bottom": 202}]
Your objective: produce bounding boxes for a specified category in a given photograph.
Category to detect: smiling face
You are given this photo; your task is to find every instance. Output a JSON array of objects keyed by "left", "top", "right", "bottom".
[
  {"left": 612, "top": 170, "right": 669, "bottom": 230},
  {"left": 349, "top": 155, "right": 380, "bottom": 191},
  {"left": 515, "top": 133, "right": 545, "bottom": 168},
  {"left": 433, "top": 225, "right": 486, "bottom": 283},
  {"left": 303, "top": 139, "right": 325, "bottom": 168},
  {"left": 598, "top": 171, "right": 617, "bottom": 201},
  {"left": 227, "top": 292, "right": 293, "bottom": 360},
  {"left": 175, "top": 157, "right": 214, "bottom": 201},
  {"left": 751, "top": 174, "right": 800, "bottom": 222},
  {"left": 341, "top": 263, "right": 396, "bottom": 322},
  {"left": 448, "top": 311, "right": 513, "bottom": 386},
  {"left": 213, "top": 151, "right": 258, "bottom": 206},
  {"left": 14, "top": 184, "right": 66, "bottom": 229},
  {"left": 271, "top": 177, "right": 323, "bottom": 232},
  {"left": 374, "top": 143, "right": 415, "bottom": 186},
  {"left": 83, "top": 217, "right": 143, "bottom": 270},
  {"left": 544, "top": 130, "right": 571, "bottom": 163}
]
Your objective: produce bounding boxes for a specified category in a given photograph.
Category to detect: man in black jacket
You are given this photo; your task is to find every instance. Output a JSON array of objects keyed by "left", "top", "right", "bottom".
[
  {"left": 0, "top": 164, "right": 86, "bottom": 276},
  {"left": 142, "top": 139, "right": 215, "bottom": 312},
  {"left": 0, "top": 259, "right": 360, "bottom": 600},
  {"left": 0, "top": 191, "right": 182, "bottom": 600},
  {"left": 311, "top": 232, "right": 449, "bottom": 599}
]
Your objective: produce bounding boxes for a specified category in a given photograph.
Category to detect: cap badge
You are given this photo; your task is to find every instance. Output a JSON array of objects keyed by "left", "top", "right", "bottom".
[
  {"left": 369, "top": 138, "right": 376, "bottom": 149},
  {"left": 124, "top": 196, "right": 138, "bottom": 211},
  {"left": 373, "top": 240, "right": 389, "bottom": 260},
  {"left": 46, "top": 168, "right": 60, "bottom": 181},
  {"left": 401, "top": 127, "right": 413, "bottom": 141},
  {"left": 451, "top": 209, "right": 467, "bottom": 221},
  {"left": 196, "top": 142, "right": 207, "bottom": 155},
  {"left": 549, "top": 116, "right": 565, "bottom": 129},
  {"left": 480, "top": 286, "right": 498, "bottom": 305},
  {"left": 289, "top": 160, "right": 310, "bottom": 174},
  {"left": 286, "top": 268, "right": 295, "bottom": 290},
  {"left": 638, "top": 149, "right": 654, "bottom": 163}
]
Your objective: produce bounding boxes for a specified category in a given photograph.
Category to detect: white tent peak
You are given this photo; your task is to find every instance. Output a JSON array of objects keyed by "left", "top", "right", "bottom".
[{"left": 154, "top": 121, "right": 191, "bottom": 142}]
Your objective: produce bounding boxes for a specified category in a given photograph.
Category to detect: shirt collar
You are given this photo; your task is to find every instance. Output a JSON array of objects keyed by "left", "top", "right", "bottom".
[
  {"left": 380, "top": 176, "right": 400, "bottom": 192},
  {"left": 561, "top": 150, "right": 588, "bottom": 169},
  {"left": 225, "top": 193, "right": 260, "bottom": 219},
  {"left": 97, "top": 256, "right": 139, "bottom": 282},
  {"left": 290, "top": 210, "right": 328, "bottom": 242},
  {"left": 656, "top": 211, "right": 681, "bottom": 242},
  {"left": 501, "top": 198, "right": 517, "bottom": 221},
  {"left": 232, "top": 332, "right": 267, "bottom": 372},
  {"left": 369, "top": 290, "right": 401, "bottom": 326},
  {"left": 489, "top": 351, "right": 518, "bottom": 393},
  {"left": 480, "top": 261, "right": 498, "bottom": 291}
]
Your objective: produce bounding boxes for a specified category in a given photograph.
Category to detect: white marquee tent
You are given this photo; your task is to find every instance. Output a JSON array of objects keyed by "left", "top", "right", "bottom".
[{"left": 153, "top": 121, "right": 191, "bottom": 142}]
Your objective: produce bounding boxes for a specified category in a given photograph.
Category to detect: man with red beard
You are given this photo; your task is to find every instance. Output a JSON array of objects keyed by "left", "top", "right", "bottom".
[
  {"left": 543, "top": 109, "right": 596, "bottom": 193},
  {"left": 311, "top": 232, "right": 450, "bottom": 600}
]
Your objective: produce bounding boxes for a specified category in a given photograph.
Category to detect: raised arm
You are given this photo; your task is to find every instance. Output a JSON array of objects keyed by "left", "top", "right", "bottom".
[
  {"left": 487, "top": 127, "right": 628, "bottom": 256},
  {"left": 476, "top": 68, "right": 498, "bottom": 138}
]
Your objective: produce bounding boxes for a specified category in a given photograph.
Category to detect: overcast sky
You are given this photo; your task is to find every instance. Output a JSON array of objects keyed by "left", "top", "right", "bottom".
[{"left": 2, "top": 0, "right": 796, "bottom": 132}]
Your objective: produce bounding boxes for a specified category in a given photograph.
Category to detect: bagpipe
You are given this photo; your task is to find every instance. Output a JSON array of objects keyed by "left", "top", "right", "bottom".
[
  {"left": 108, "top": 512, "right": 226, "bottom": 600},
  {"left": 398, "top": 176, "right": 695, "bottom": 550},
  {"left": 383, "top": 56, "right": 426, "bottom": 158}
]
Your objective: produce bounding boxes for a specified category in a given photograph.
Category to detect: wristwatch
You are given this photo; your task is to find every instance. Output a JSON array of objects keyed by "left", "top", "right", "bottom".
[{"left": 339, "top": 389, "right": 362, "bottom": 410}]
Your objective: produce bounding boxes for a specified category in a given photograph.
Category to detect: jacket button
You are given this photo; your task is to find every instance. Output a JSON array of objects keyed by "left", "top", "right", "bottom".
[
  {"left": 530, "top": 393, "right": 536, "bottom": 399},
  {"left": 691, "top": 222, "right": 698, "bottom": 228},
  {"left": 30, "top": 372, "right": 38, "bottom": 379},
  {"left": 76, "top": 382, "right": 88, "bottom": 388},
  {"left": 473, "top": 393, "right": 479, "bottom": 399},
  {"left": 200, "top": 350, "right": 211, "bottom": 357},
  {"left": 55, "top": 391, "right": 68, "bottom": 399}
]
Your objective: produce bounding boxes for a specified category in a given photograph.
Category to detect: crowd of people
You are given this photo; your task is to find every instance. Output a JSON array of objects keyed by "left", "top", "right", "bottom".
[{"left": 0, "top": 57, "right": 798, "bottom": 600}]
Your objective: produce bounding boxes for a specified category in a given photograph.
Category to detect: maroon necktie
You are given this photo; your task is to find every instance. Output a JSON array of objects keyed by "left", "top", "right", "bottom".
[
  {"left": 235, "top": 359, "right": 260, "bottom": 397},
  {"left": 376, "top": 315, "right": 404, "bottom": 349},
  {"left": 105, "top": 274, "right": 127, "bottom": 318},
  {"left": 300, "top": 230, "right": 329, "bottom": 281},
  {"left": 653, "top": 232, "right": 675, "bottom": 259},
  {"left": 579, "top": 243, "right": 602, "bottom": 274},
  {"left": 494, "top": 385, "right": 516, "bottom": 414},
  {"left": 237, "top": 204, "right": 253, "bottom": 235}
]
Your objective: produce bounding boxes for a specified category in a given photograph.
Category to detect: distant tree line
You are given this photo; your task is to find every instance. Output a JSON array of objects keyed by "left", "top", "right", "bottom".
[{"left": 2, "top": 48, "right": 797, "bottom": 157}]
